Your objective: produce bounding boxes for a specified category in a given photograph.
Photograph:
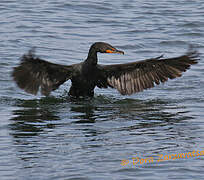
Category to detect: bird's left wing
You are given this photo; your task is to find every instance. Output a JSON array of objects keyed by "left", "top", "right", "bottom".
[
  {"left": 12, "top": 50, "right": 74, "bottom": 96},
  {"left": 96, "top": 49, "right": 199, "bottom": 95}
]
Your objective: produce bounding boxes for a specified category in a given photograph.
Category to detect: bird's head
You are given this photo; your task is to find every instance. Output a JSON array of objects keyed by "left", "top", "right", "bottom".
[{"left": 91, "top": 42, "right": 124, "bottom": 54}]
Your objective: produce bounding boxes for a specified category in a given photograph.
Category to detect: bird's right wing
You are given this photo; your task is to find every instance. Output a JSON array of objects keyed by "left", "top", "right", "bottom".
[
  {"left": 97, "top": 48, "right": 199, "bottom": 95},
  {"left": 12, "top": 50, "right": 74, "bottom": 96}
]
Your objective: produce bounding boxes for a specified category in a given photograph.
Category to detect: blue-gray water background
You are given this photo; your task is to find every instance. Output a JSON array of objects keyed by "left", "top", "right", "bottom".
[{"left": 0, "top": 0, "right": 204, "bottom": 179}]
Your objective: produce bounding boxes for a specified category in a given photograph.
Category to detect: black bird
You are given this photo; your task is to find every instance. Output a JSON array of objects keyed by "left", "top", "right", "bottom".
[{"left": 12, "top": 42, "right": 199, "bottom": 98}]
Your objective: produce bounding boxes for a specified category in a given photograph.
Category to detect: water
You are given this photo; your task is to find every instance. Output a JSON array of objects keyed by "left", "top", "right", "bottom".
[{"left": 0, "top": 0, "right": 204, "bottom": 179}]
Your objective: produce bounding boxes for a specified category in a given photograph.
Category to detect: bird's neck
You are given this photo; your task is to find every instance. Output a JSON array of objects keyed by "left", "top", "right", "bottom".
[{"left": 86, "top": 46, "right": 98, "bottom": 65}]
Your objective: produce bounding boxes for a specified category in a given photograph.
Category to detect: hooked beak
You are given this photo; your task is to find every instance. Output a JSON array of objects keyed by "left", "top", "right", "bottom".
[{"left": 105, "top": 49, "right": 124, "bottom": 55}]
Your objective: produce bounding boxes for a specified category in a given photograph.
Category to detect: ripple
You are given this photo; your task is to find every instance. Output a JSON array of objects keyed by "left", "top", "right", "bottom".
[{"left": 159, "top": 40, "right": 188, "bottom": 46}]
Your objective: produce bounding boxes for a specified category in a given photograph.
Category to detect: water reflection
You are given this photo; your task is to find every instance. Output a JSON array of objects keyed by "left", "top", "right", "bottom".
[
  {"left": 9, "top": 97, "right": 62, "bottom": 138},
  {"left": 8, "top": 95, "right": 195, "bottom": 169},
  {"left": 68, "top": 97, "right": 98, "bottom": 123},
  {"left": 111, "top": 98, "right": 191, "bottom": 124},
  {"left": 9, "top": 96, "right": 192, "bottom": 137}
]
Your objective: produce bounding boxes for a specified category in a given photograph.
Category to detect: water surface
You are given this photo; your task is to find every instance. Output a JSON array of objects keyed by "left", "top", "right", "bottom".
[{"left": 0, "top": 0, "right": 204, "bottom": 179}]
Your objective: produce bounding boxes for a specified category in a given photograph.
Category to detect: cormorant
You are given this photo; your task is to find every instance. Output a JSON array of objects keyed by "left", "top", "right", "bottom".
[{"left": 12, "top": 42, "right": 199, "bottom": 98}]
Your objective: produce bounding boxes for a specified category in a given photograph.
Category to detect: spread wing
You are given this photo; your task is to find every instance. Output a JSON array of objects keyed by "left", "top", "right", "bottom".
[
  {"left": 12, "top": 50, "right": 73, "bottom": 96},
  {"left": 97, "top": 49, "right": 199, "bottom": 95}
]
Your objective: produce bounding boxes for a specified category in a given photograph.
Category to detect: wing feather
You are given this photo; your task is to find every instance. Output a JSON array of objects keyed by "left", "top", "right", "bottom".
[
  {"left": 12, "top": 50, "right": 73, "bottom": 96},
  {"left": 97, "top": 48, "right": 199, "bottom": 95}
]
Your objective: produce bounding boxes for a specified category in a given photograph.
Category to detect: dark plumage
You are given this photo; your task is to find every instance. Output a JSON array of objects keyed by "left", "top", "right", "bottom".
[{"left": 12, "top": 42, "right": 199, "bottom": 98}]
